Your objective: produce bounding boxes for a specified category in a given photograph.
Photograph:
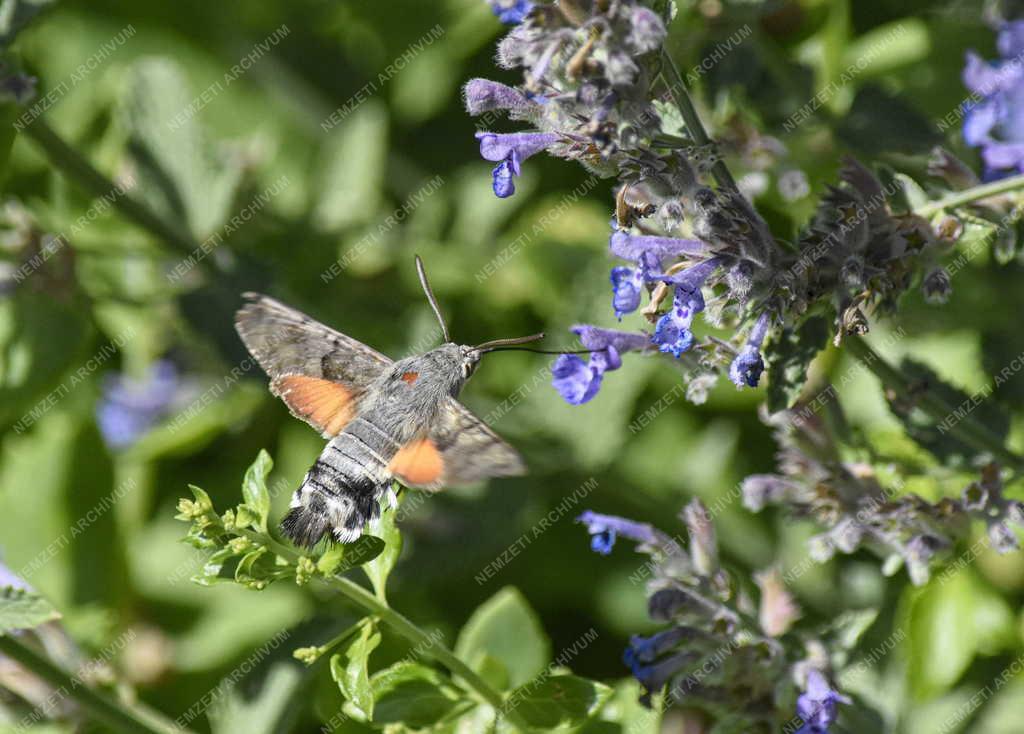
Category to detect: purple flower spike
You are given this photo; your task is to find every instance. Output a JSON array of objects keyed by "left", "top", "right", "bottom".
[
  {"left": 729, "top": 312, "right": 770, "bottom": 388},
  {"left": 476, "top": 131, "right": 559, "bottom": 198},
  {"left": 463, "top": 78, "right": 531, "bottom": 116},
  {"left": 489, "top": 0, "right": 534, "bottom": 24},
  {"left": 961, "top": 20, "right": 1024, "bottom": 178},
  {"left": 609, "top": 231, "right": 707, "bottom": 262},
  {"left": 576, "top": 510, "right": 657, "bottom": 554},
  {"left": 795, "top": 670, "right": 850, "bottom": 734}
]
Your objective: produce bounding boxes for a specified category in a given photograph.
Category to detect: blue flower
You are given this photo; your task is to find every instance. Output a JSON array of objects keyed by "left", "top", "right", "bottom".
[
  {"left": 962, "top": 20, "right": 1024, "bottom": 178},
  {"left": 576, "top": 510, "right": 657, "bottom": 554},
  {"left": 476, "top": 131, "right": 559, "bottom": 198},
  {"left": 551, "top": 325, "right": 650, "bottom": 404},
  {"left": 795, "top": 670, "right": 850, "bottom": 734},
  {"left": 649, "top": 258, "right": 721, "bottom": 357},
  {"left": 488, "top": 0, "right": 533, "bottom": 24},
  {"left": 610, "top": 266, "right": 643, "bottom": 318},
  {"left": 552, "top": 352, "right": 606, "bottom": 405},
  {"left": 607, "top": 231, "right": 706, "bottom": 319},
  {"left": 728, "top": 312, "right": 769, "bottom": 388},
  {"left": 96, "top": 360, "right": 180, "bottom": 449}
]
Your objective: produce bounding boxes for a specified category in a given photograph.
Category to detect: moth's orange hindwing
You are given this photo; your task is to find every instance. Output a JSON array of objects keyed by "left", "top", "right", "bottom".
[{"left": 272, "top": 375, "right": 358, "bottom": 437}]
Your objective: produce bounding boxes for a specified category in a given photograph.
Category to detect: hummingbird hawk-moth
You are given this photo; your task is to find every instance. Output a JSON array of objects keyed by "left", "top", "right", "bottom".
[{"left": 234, "top": 257, "right": 544, "bottom": 548}]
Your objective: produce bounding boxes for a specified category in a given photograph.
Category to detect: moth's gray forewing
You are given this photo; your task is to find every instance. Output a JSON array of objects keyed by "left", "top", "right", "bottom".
[
  {"left": 235, "top": 292, "right": 392, "bottom": 383},
  {"left": 235, "top": 293, "right": 392, "bottom": 436},
  {"left": 423, "top": 397, "right": 526, "bottom": 489}
]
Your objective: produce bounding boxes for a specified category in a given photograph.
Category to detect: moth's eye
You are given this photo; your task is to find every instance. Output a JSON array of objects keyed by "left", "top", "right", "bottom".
[{"left": 462, "top": 361, "right": 475, "bottom": 378}]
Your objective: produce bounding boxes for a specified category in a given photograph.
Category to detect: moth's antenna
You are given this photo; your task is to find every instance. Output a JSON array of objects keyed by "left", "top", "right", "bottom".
[
  {"left": 472, "top": 333, "right": 546, "bottom": 353},
  {"left": 415, "top": 255, "right": 450, "bottom": 343}
]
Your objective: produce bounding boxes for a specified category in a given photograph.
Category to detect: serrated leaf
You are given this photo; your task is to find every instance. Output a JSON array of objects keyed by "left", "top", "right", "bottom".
[
  {"left": 0, "top": 585, "right": 60, "bottom": 633},
  {"left": 119, "top": 57, "right": 245, "bottom": 239},
  {"left": 455, "top": 587, "right": 550, "bottom": 690},
  {"left": 507, "top": 675, "right": 612, "bottom": 730},
  {"left": 369, "top": 662, "right": 467, "bottom": 729},
  {"left": 316, "top": 535, "right": 386, "bottom": 577},
  {"left": 330, "top": 619, "right": 381, "bottom": 721},
  {"left": 363, "top": 491, "right": 402, "bottom": 601},
  {"left": 766, "top": 315, "right": 828, "bottom": 412},
  {"left": 884, "top": 358, "right": 1010, "bottom": 468},
  {"left": 242, "top": 450, "right": 272, "bottom": 532}
]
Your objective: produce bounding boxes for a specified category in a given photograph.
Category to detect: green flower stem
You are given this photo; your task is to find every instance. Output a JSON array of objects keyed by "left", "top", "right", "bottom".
[
  {"left": 244, "top": 531, "right": 532, "bottom": 732},
  {"left": 21, "top": 118, "right": 200, "bottom": 257},
  {"left": 914, "top": 172, "right": 1024, "bottom": 217},
  {"left": 846, "top": 335, "right": 1024, "bottom": 473},
  {"left": 660, "top": 49, "right": 739, "bottom": 193},
  {"left": 0, "top": 634, "right": 186, "bottom": 734}
]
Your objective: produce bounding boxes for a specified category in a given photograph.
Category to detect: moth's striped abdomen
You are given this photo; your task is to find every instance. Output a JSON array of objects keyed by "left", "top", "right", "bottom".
[{"left": 280, "top": 417, "right": 399, "bottom": 547}]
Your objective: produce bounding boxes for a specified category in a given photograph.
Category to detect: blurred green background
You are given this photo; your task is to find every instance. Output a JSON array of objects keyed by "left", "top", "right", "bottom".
[{"left": 3, "top": 0, "right": 1024, "bottom": 731}]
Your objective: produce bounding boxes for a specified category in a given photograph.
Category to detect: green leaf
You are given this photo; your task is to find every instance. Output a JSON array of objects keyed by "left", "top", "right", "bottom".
[
  {"left": 330, "top": 619, "right": 381, "bottom": 721},
  {"left": 363, "top": 490, "right": 403, "bottom": 601},
  {"left": 314, "top": 101, "right": 387, "bottom": 231},
  {"left": 766, "top": 315, "right": 828, "bottom": 412},
  {"left": 507, "top": 675, "right": 612, "bottom": 730},
  {"left": 316, "top": 535, "right": 386, "bottom": 577},
  {"left": 905, "top": 569, "right": 1014, "bottom": 699},
  {"left": 840, "top": 20, "right": 930, "bottom": 80},
  {"left": 884, "top": 358, "right": 1010, "bottom": 468},
  {"left": 369, "top": 662, "right": 468, "bottom": 729},
  {"left": 0, "top": 585, "right": 60, "bottom": 633},
  {"left": 455, "top": 587, "right": 550, "bottom": 689},
  {"left": 208, "top": 662, "right": 304, "bottom": 734},
  {"left": 242, "top": 450, "right": 273, "bottom": 532},
  {"left": 119, "top": 57, "right": 245, "bottom": 239}
]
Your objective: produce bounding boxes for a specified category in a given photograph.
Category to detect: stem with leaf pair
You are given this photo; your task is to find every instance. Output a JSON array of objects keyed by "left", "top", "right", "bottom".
[
  {"left": 242, "top": 531, "right": 533, "bottom": 732},
  {"left": 0, "top": 634, "right": 188, "bottom": 734}
]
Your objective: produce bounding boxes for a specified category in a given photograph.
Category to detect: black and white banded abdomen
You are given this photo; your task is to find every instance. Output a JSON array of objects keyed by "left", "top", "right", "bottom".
[{"left": 280, "top": 417, "right": 400, "bottom": 547}]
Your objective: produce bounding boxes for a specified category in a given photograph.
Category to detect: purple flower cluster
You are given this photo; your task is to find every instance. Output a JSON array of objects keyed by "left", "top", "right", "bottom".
[
  {"left": 963, "top": 20, "right": 1024, "bottom": 178},
  {"left": 796, "top": 670, "right": 850, "bottom": 734},
  {"left": 551, "top": 326, "right": 649, "bottom": 404},
  {"left": 575, "top": 499, "right": 841, "bottom": 724},
  {"left": 96, "top": 360, "right": 181, "bottom": 449}
]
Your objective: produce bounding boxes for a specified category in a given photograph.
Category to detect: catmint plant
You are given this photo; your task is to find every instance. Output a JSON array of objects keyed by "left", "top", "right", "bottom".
[
  {"left": 463, "top": 1, "right": 993, "bottom": 408},
  {"left": 576, "top": 500, "right": 854, "bottom": 733}
]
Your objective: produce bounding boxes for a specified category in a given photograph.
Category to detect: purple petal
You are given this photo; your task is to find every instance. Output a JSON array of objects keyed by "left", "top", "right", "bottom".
[
  {"left": 492, "top": 159, "right": 516, "bottom": 198},
  {"left": 463, "top": 78, "right": 530, "bottom": 116},
  {"left": 609, "top": 231, "right": 707, "bottom": 262},
  {"left": 475, "top": 131, "right": 559, "bottom": 163},
  {"left": 551, "top": 354, "right": 601, "bottom": 404},
  {"left": 570, "top": 325, "right": 650, "bottom": 354}
]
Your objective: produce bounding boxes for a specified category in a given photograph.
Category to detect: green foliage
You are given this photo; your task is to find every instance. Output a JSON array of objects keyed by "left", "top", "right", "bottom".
[
  {"left": 455, "top": 587, "right": 550, "bottom": 690},
  {"left": 0, "top": 585, "right": 59, "bottom": 633},
  {"left": 330, "top": 620, "right": 381, "bottom": 721},
  {"left": 2, "top": 0, "right": 1024, "bottom": 732}
]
